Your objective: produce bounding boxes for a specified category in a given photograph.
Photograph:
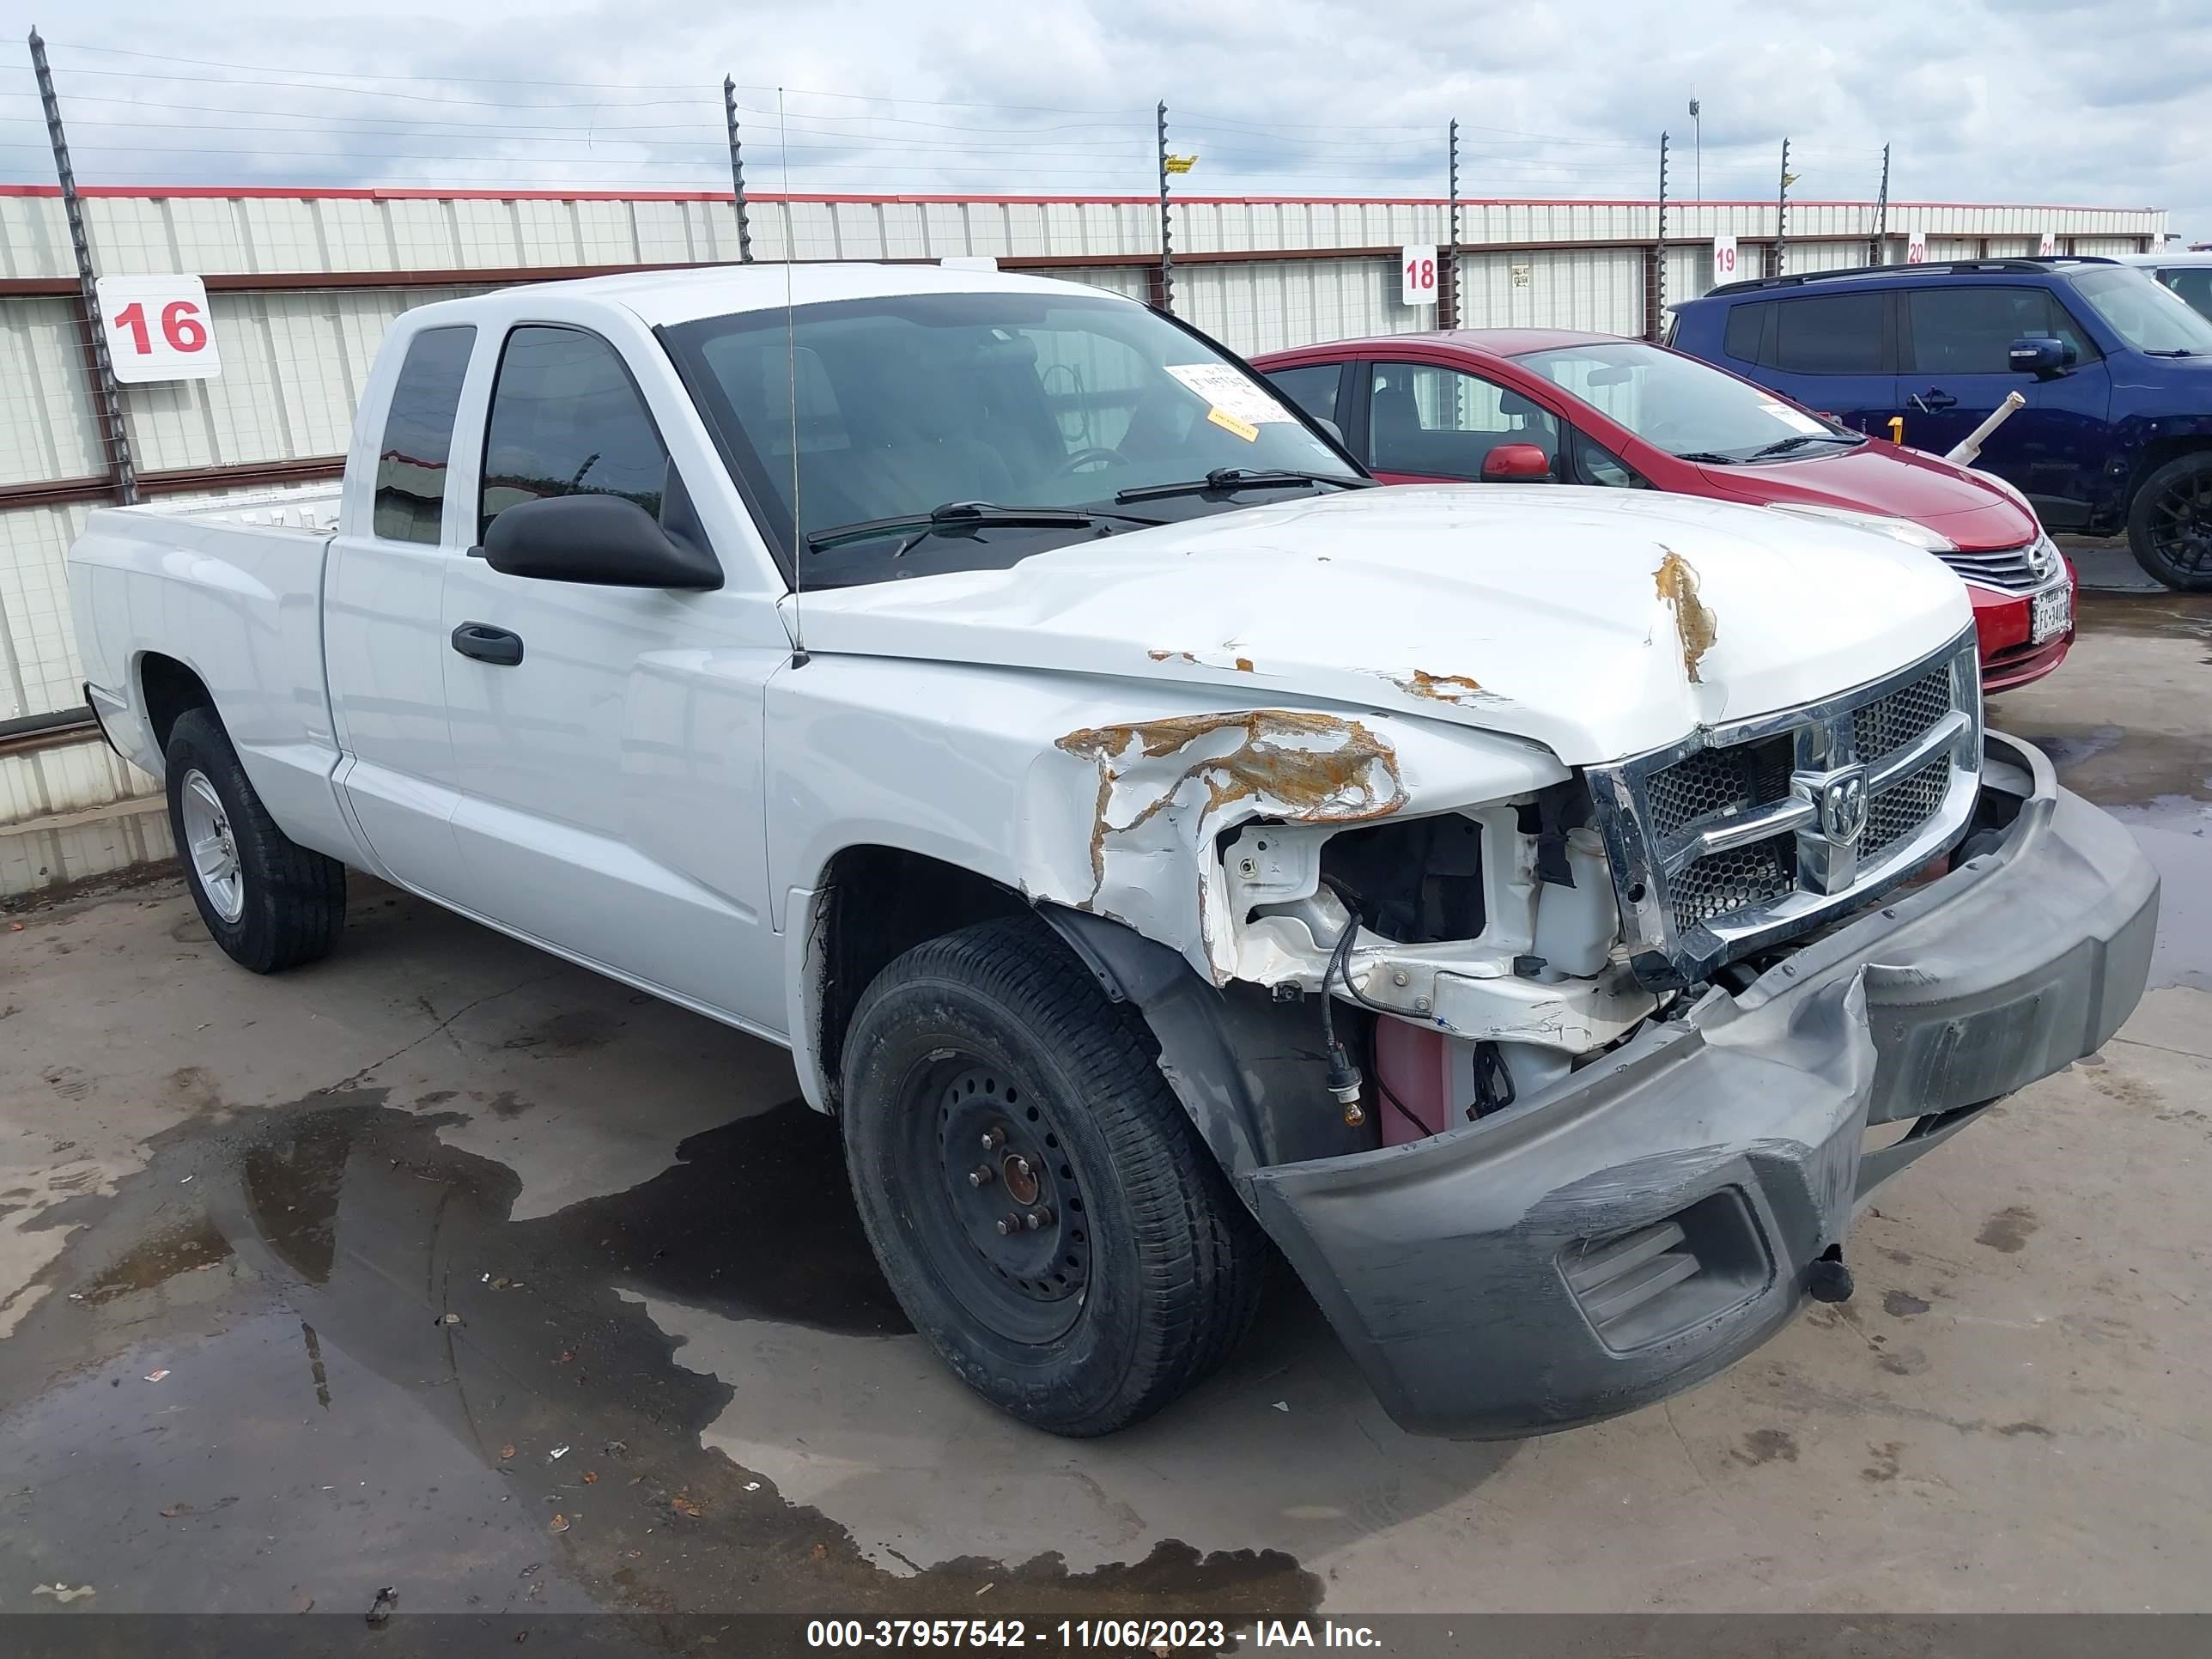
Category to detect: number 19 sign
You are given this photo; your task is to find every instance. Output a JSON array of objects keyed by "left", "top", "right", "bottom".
[{"left": 94, "top": 274, "right": 222, "bottom": 384}]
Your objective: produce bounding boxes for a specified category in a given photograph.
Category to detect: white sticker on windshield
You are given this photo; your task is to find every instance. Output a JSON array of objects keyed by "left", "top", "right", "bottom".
[
  {"left": 1164, "top": 362, "right": 1296, "bottom": 424},
  {"left": 1759, "top": 401, "right": 1829, "bottom": 435}
]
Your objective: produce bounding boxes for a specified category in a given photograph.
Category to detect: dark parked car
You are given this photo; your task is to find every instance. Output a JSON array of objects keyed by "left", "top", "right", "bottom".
[
  {"left": 1253, "top": 329, "right": 2074, "bottom": 691},
  {"left": 1664, "top": 258, "right": 2212, "bottom": 589}
]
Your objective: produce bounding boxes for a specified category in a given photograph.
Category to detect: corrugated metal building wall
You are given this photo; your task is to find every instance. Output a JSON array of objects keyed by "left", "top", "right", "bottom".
[{"left": 0, "top": 185, "right": 2167, "bottom": 894}]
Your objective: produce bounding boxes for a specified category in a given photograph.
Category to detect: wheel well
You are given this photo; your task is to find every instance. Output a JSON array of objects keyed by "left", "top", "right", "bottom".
[
  {"left": 138, "top": 653, "right": 215, "bottom": 755},
  {"left": 2129, "top": 436, "right": 2212, "bottom": 508},
  {"left": 811, "top": 846, "right": 1031, "bottom": 1109}
]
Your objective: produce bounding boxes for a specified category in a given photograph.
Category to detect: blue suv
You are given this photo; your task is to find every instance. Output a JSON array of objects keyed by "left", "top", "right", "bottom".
[{"left": 1667, "top": 257, "right": 2212, "bottom": 588}]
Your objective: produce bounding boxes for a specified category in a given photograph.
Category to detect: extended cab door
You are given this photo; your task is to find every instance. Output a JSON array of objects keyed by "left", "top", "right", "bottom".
[
  {"left": 1898, "top": 283, "right": 2112, "bottom": 528},
  {"left": 437, "top": 320, "right": 790, "bottom": 1033},
  {"left": 325, "top": 322, "right": 479, "bottom": 897}
]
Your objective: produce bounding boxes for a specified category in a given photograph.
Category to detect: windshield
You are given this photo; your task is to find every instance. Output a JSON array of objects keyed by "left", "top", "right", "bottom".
[
  {"left": 1512, "top": 340, "right": 1861, "bottom": 462},
  {"left": 2069, "top": 266, "right": 2212, "bottom": 355},
  {"left": 665, "top": 290, "right": 1358, "bottom": 586}
]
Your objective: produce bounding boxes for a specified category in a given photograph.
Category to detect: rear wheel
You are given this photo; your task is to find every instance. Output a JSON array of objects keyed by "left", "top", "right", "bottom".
[
  {"left": 840, "top": 918, "right": 1267, "bottom": 1437},
  {"left": 165, "top": 708, "right": 346, "bottom": 973},
  {"left": 2127, "top": 453, "right": 2212, "bottom": 591}
]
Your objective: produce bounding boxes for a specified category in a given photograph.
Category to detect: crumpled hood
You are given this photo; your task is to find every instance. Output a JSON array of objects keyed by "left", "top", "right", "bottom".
[{"left": 789, "top": 484, "right": 1972, "bottom": 766}]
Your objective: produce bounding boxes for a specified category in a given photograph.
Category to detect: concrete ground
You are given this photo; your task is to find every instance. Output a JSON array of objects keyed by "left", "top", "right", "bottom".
[{"left": 2, "top": 568, "right": 2207, "bottom": 1624}]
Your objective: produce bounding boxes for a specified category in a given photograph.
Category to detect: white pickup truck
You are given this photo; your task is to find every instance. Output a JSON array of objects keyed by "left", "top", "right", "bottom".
[{"left": 69, "top": 264, "right": 2158, "bottom": 1439}]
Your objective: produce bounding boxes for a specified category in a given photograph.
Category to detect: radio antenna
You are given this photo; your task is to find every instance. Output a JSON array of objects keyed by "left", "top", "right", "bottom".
[{"left": 781, "top": 85, "right": 806, "bottom": 665}]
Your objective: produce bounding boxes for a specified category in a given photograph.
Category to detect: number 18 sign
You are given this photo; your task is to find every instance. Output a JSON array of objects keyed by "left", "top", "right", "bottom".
[
  {"left": 94, "top": 273, "right": 222, "bottom": 384},
  {"left": 1401, "top": 245, "right": 1438, "bottom": 307}
]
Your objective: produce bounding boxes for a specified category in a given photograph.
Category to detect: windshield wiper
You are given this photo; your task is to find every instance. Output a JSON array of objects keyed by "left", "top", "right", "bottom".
[
  {"left": 1671, "top": 450, "right": 1743, "bottom": 464},
  {"left": 1113, "top": 467, "right": 1372, "bottom": 504},
  {"left": 1747, "top": 432, "right": 1864, "bottom": 459},
  {"left": 804, "top": 500, "right": 1165, "bottom": 556},
  {"left": 2144, "top": 349, "right": 2198, "bottom": 358}
]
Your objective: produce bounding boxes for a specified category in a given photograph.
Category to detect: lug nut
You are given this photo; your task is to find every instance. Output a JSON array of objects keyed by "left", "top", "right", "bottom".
[
  {"left": 1023, "top": 1210, "right": 1043, "bottom": 1231},
  {"left": 968, "top": 1164, "right": 994, "bottom": 1188},
  {"left": 981, "top": 1127, "right": 1006, "bottom": 1151},
  {"left": 1011, "top": 1157, "right": 1032, "bottom": 1181},
  {"left": 995, "top": 1214, "right": 1023, "bottom": 1236}
]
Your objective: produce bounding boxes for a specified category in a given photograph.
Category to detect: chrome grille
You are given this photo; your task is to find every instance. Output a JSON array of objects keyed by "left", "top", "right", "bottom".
[
  {"left": 1670, "top": 833, "right": 1795, "bottom": 932},
  {"left": 1934, "top": 536, "right": 2060, "bottom": 595},
  {"left": 1646, "top": 736, "right": 1793, "bottom": 840},
  {"left": 1863, "top": 755, "right": 1948, "bottom": 860},
  {"left": 1585, "top": 630, "right": 1983, "bottom": 987},
  {"left": 1852, "top": 665, "right": 1951, "bottom": 763}
]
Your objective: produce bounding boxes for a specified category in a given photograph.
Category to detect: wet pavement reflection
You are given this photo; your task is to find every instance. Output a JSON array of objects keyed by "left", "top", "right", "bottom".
[
  {"left": 1995, "top": 588, "right": 2212, "bottom": 990},
  {"left": 0, "top": 1094, "right": 1318, "bottom": 1623}
]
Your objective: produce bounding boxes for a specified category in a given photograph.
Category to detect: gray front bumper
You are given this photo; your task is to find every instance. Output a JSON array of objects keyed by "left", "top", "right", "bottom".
[{"left": 1243, "top": 732, "right": 2159, "bottom": 1439}]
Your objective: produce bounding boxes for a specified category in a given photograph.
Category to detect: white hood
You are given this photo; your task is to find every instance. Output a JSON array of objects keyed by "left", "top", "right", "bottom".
[{"left": 788, "top": 484, "right": 1972, "bottom": 766}]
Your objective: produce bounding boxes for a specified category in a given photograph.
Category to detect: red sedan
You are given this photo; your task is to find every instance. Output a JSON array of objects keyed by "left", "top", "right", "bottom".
[{"left": 1252, "top": 330, "right": 2075, "bottom": 692}]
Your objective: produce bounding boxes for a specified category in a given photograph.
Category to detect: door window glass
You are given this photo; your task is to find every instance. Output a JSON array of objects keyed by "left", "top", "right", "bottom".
[
  {"left": 1771, "top": 294, "right": 1887, "bottom": 373},
  {"left": 1907, "top": 287, "right": 2084, "bottom": 374},
  {"left": 374, "top": 325, "right": 475, "bottom": 544},
  {"left": 1368, "top": 362, "right": 1559, "bottom": 479},
  {"left": 478, "top": 326, "right": 670, "bottom": 544},
  {"left": 1262, "top": 362, "right": 1344, "bottom": 426}
]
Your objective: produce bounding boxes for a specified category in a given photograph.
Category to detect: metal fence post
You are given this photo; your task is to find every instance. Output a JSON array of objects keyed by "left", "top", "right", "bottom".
[
  {"left": 722, "top": 76, "right": 754, "bottom": 264},
  {"left": 1771, "top": 137, "right": 1792, "bottom": 278},
  {"left": 1443, "top": 119, "right": 1461, "bottom": 330},
  {"left": 1650, "top": 132, "right": 1670, "bottom": 340},
  {"left": 29, "top": 27, "right": 136, "bottom": 505},
  {"left": 1155, "top": 100, "right": 1174, "bottom": 313},
  {"left": 1872, "top": 143, "right": 1891, "bottom": 265}
]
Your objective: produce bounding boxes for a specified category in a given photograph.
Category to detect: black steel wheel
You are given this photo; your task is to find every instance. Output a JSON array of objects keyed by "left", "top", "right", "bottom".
[
  {"left": 2128, "top": 453, "right": 2212, "bottom": 592},
  {"left": 839, "top": 917, "right": 1267, "bottom": 1437}
]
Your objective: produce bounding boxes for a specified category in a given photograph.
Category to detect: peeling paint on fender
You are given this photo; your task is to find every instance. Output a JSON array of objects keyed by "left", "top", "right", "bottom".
[
  {"left": 1654, "top": 548, "right": 1716, "bottom": 685},
  {"left": 1054, "top": 709, "right": 1408, "bottom": 979},
  {"left": 1652, "top": 547, "right": 1718, "bottom": 684}
]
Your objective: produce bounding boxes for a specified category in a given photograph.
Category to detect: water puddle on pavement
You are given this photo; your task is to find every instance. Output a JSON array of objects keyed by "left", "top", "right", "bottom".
[
  {"left": 0, "top": 1092, "right": 1318, "bottom": 1624},
  {"left": 1994, "top": 588, "right": 2212, "bottom": 991}
]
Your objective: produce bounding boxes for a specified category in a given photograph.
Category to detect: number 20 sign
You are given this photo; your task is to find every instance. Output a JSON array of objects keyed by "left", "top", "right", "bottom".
[{"left": 94, "top": 274, "right": 222, "bottom": 384}]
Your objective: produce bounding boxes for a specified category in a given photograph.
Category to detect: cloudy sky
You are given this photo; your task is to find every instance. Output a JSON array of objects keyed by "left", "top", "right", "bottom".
[{"left": 5, "top": 1, "right": 2204, "bottom": 242}]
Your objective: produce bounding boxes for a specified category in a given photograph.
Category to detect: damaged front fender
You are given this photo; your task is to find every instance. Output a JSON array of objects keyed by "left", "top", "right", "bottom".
[{"left": 1025, "top": 705, "right": 1567, "bottom": 986}]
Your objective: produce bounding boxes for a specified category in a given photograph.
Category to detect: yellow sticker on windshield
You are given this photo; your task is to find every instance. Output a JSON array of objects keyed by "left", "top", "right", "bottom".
[{"left": 1208, "top": 406, "right": 1260, "bottom": 441}]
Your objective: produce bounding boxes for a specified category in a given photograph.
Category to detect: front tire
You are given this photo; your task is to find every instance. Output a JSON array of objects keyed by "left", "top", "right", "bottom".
[
  {"left": 2127, "top": 453, "right": 2212, "bottom": 591},
  {"left": 165, "top": 707, "right": 346, "bottom": 973},
  {"left": 840, "top": 918, "right": 1267, "bottom": 1437}
]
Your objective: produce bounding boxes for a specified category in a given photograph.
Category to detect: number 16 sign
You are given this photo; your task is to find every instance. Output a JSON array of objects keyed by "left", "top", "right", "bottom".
[{"left": 94, "top": 273, "right": 222, "bottom": 384}]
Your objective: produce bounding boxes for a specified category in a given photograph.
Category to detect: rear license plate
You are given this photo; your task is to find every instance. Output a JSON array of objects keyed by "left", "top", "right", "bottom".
[{"left": 2031, "top": 582, "right": 2072, "bottom": 644}]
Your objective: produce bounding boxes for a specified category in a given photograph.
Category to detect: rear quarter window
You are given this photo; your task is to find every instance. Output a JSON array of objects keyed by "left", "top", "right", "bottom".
[
  {"left": 374, "top": 325, "right": 476, "bottom": 544},
  {"left": 1722, "top": 301, "right": 1771, "bottom": 364}
]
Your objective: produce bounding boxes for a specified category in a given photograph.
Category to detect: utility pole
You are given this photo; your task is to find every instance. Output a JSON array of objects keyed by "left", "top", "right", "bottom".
[
  {"left": 721, "top": 76, "right": 754, "bottom": 263},
  {"left": 1688, "top": 96, "right": 1701, "bottom": 205},
  {"left": 1446, "top": 119, "right": 1461, "bottom": 330},
  {"left": 1653, "top": 131, "right": 1669, "bottom": 342},
  {"left": 1155, "top": 100, "right": 1174, "bottom": 313},
  {"left": 30, "top": 27, "right": 136, "bottom": 504},
  {"left": 1872, "top": 142, "right": 1891, "bottom": 265},
  {"left": 1772, "top": 137, "right": 1792, "bottom": 278}
]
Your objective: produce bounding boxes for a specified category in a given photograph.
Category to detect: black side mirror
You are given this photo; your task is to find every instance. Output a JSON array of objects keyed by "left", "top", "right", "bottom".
[
  {"left": 480, "top": 493, "right": 721, "bottom": 589},
  {"left": 2008, "top": 336, "right": 2075, "bottom": 378}
]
